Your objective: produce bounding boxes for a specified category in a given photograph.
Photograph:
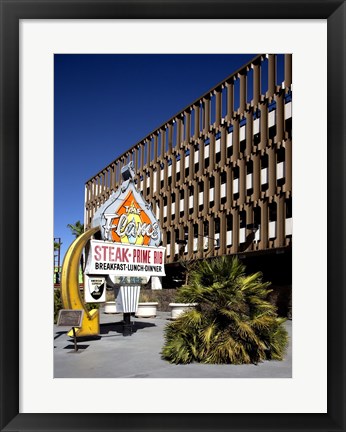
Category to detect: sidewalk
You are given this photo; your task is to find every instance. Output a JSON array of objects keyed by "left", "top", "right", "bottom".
[{"left": 54, "top": 309, "right": 292, "bottom": 378}]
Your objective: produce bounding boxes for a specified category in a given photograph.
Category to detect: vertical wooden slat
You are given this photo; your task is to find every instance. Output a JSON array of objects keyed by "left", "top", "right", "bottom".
[
  {"left": 226, "top": 80, "right": 234, "bottom": 122},
  {"left": 239, "top": 71, "right": 247, "bottom": 113},
  {"left": 284, "top": 54, "right": 292, "bottom": 89},
  {"left": 268, "top": 54, "right": 276, "bottom": 97}
]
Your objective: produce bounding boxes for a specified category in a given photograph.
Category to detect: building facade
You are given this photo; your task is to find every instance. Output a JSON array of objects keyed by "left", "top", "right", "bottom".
[{"left": 84, "top": 54, "right": 292, "bottom": 294}]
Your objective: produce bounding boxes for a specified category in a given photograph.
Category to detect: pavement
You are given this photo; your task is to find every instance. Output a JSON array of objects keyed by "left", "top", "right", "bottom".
[{"left": 54, "top": 309, "right": 292, "bottom": 378}]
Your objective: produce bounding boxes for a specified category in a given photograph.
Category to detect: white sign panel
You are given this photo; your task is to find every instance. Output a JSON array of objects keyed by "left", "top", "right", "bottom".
[{"left": 85, "top": 239, "right": 166, "bottom": 277}]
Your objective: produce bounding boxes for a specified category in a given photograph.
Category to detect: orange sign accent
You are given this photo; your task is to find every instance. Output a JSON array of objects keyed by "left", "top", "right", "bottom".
[{"left": 110, "top": 191, "right": 153, "bottom": 246}]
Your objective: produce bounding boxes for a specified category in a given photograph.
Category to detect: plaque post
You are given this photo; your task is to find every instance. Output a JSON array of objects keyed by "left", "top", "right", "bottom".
[{"left": 72, "top": 327, "right": 78, "bottom": 352}]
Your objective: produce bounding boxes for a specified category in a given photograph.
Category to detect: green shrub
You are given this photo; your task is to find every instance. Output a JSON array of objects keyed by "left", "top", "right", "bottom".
[
  {"left": 54, "top": 289, "right": 62, "bottom": 323},
  {"left": 161, "top": 256, "right": 288, "bottom": 365}
]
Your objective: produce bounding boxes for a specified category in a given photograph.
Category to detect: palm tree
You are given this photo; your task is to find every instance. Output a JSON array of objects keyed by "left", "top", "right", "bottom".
[
  {"left": 53, "top": 240, "right": 62, "bottom": 284},
  {"left": 67, "top": 220, "right": 84, "bottom": 238},
  {"left": 67, "top": 220, "right": 85, "bottom": 276},
  {"left": 161, "top": 256, "right": 288, "bottom": 365},
  {"left": 54, "top": 241, "right": 62, "bottom": 250}
]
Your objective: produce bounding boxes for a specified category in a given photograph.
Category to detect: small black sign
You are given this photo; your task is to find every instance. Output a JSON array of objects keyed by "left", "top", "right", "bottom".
[
  {"left": 57, "top": 309, "right": 84, "bottom": 327},
  {"left": 89, "top": 278, "right": 105, "bottom": 301}
]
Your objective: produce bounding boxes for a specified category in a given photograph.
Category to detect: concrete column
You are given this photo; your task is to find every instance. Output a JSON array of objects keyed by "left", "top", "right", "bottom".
[
  {"left": 275, "top": 91, "right": 284, "bottom": 143},
  {"left": 187, "top": 222, "right": 194, "bottom": 259},
  {"left": 171, "top": 153, "right": 177, "bottom": 186},
  {"left": 220, "top": 211, "right": 227, "bottom": 255},
  {"left": 134, "top": 147, "right": 139, "bottom": 173},
  {"left": 142, "top": 171, "right": 147, "bottom": 199},
  {"left": 192, "top": 180, "right": 199, "bottom": 219},
  {"left": 252, "top": 153, "right": 261, "bottom": 201},
  {"left": 178, "top": 224, "right": 185, "bottom": 257},
  {"left": 176, "top": 117, "right": 182, "bottom": 148},
  {"left": 203, "top": 97, "right": 210, "bottom": 135},
  {"left": 231, "top": 208, "right": 239, "bottom": 254},
  {"left": 194, "top": 103, "right": 200, "bottom": 139},
  {"left": 160, "top": 127, "right": 166, "bottom": 157},
  {"left": 215, "top": 88, "right": 222, "bottom": 128},
  {"left": 245, "top": 110, "right": 253, "bottom": 156},
  {"left": 148, "top": 166, "right": 154, "bottom": 199},
  {"left": 185, "top": 110, "right": 191, "bottom": 144},
  {"left": 274, "top": 194, "right": 285, "bottom": 248},
  {"left": 99, "top": 172, "right": 104, "bottom": 196},
  {"left": 197, "top": 218, "right": 204, "bottom": 259},
  {"left": 90, "top": 178, "right": 96, "bottom": 202},
  {"left": 239, "top": 159, "right": 246, "bottom": 206},
  {"left": 284, "top": 54, "right": 292, "bottom": 89},
  {"left": 259, "top": 200, "right": 269, "bottom": 250},
  {"left": 214, "top": 170, "right": 221, "bottom": 213},
  {"left": 220, "top": 126, "right": 227, "bottom": 166},
  {"left": 231, "top": 117, "right": 240, "bottom": 162},
  {"left": 109, "top": 164, "right": 115, "bottom": 189},
  {"left": 226, "top": 165, "right": 233, "bottom": 209},
  {"left": 167, "top": 233, "right": 173, "bottom": 263},
  {"left": 253, "top": 59, "right": 261, "bottom": 106},
  {"left": 163, "top": 159, "right": 168, "bottom": 190},
  {"left": 153, "top": 134, "right": 158, "bottom": 162},
  {"left": 259, "top": 102, "right": 268, "bottom": 151},
  {"left": 140, "top": 142, "right": 145, "bottom": 168},
  {"left": 245, "top": 203, "right": 254, "bottom": 251},
  {"left": 268, "top": 147, "right": 277, "bottom": 197},
  {"left": 239, "top": 71, "right": 247, "bottom": 113},
  {"left": 283, "top": 139, "right": 292, "bottom": 193},
  {"left": 226, "top": 80, "right": 234, "bottom": 122},
  {"left": 170, "top": 228, "right": 177, "bottom": 262},
  {"left": 203, "top": 175, "right": 209, "bottom": 217},
  {"left": 166, "top": 192, "right": 172, "bottom": 225},
  {"left": 209, "top": 133, "right": 215, "bottom": 170},
  {"left": 168, "top": 123, "right": 173, "bottom": 154},
  {"left": 158, "top": 195, "right": 164, "bottom": 224},
  {"left": 268, "top": 54, "right": 276, "bottom": 98},
  {"left": 183, "top": 184, "right": 189, "bottom": 220},
  {"left": 146, "top": 138, "right": 151, "bottom": 167},
  {"left": 156, "top": 164, "right": 161, "bottom": 193},
  {"left": 208, "top": 216, "right": 215, "bottom": 255},
  {"left": 188, "top": 143, "right": 194, "bottom": 182},
  {"left": 178, "top": 150, "right": 184, "bottom": 186},
  {"left": 198, "top": 138, "right": 205, "bottom": 176},
  {"left": 173, "top": 187, "right": 179, "bottom": 224}
]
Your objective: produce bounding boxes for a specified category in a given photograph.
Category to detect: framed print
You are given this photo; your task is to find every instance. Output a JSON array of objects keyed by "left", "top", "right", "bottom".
[{"left": 1, "top": 0, "right": 345, "bottom": 431}]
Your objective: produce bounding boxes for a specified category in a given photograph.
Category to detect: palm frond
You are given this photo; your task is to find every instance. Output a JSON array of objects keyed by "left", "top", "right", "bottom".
[{"left": 162, "top": 256, "right": 289, "bottom": 365}]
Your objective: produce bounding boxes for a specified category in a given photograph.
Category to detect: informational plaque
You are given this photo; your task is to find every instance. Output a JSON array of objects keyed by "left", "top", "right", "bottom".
[{"left": 57, "top": 309, "right": 84, "bottom": 328}]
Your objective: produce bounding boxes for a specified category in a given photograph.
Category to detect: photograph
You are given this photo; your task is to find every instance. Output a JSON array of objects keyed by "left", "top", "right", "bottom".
[{"left": 53, "top": 53, "right": 293, "bottom": 379}]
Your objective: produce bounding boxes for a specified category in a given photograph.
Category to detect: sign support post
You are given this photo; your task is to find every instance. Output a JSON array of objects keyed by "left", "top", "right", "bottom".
[{"left": 123, "top": 313, "right": 132, "bottom": 336}]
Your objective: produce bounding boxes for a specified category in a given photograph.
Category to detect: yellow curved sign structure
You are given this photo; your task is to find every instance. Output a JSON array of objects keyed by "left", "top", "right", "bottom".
[{"left": 61, "top": 227, "right": 100, "bottom": 337}]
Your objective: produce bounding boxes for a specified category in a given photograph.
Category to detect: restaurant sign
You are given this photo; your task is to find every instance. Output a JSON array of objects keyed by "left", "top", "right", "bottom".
[
  {"left": 88, "top": 162, "right": 165, "bottom": 279},
  {"left": 85, "top": 239, "right": 165, "bottom": 277}
]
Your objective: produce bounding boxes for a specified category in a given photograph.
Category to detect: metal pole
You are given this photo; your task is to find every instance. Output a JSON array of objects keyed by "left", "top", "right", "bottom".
[
  {"left": 123, "top": 313, "right": 132, "bottom": 337},
  {"left": 72, "top": 327, "right": 78, "bottom": 352}
]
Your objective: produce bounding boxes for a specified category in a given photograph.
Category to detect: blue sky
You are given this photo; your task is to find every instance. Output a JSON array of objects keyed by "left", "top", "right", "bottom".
[{"left": 54, "top": 54, "right": 257, "bottom": 261}]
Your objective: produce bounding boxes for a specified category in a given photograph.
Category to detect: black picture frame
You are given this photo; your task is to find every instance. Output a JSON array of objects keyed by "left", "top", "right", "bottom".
[{"left": 1, "top": 1, "right": 345, "bottom": 431}]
